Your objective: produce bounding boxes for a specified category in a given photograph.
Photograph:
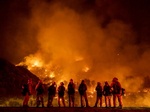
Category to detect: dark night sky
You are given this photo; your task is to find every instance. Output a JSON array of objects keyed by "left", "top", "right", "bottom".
[{"left": 0, "top": 0, "right": 150, "bottom": 63}]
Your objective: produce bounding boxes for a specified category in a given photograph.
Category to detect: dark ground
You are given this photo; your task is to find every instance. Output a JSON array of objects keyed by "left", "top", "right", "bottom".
[{"left": 0, "top": 107, "right": 150, "bottom": 112}]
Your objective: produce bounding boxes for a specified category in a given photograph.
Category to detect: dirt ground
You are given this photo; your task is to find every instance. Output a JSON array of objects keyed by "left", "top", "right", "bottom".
[{"left": 0, "top": 107, "right": 150, "bottom": 112}]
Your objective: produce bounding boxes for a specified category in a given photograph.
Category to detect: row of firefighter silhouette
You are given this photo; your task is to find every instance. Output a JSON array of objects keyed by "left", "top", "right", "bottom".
[{"left": 22, "top": 77, "right": 125, "bottom": 108}]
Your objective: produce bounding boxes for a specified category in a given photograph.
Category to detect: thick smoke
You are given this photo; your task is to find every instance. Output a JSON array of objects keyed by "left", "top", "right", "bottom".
[
  {"left": 1, "top": 0, "right": 150, "bottom": 106},
  {"left": 26, "top": 0, "right": 149, "bottom": 90}
]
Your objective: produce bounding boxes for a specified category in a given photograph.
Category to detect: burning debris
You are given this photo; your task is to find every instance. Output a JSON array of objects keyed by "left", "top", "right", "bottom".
[{"left": 15, "top": 54, "right": 150, "bottom": 107}]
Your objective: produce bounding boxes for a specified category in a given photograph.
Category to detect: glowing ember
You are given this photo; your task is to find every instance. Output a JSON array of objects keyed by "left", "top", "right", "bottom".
[
  {"left": 32, "top": 60, "right": 40, "bottom": 67},
  {"left": 82, "top": 66, "right": 90, "bottom": 72},
  {"left": 49, "top": 72, "right": 55, "bottom": 78},
  {"left": 17, "top": 55, "right": 43, "bottom": 70}
]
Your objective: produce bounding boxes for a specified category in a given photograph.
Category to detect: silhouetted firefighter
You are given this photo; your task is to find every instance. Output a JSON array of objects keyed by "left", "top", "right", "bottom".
[
  {"left": 58, "top": 82, "right": 66, "bottom": 107},
  {"left": 111, "top": 77, "right": 123, "bottom": 108},
  {"left": 103, "top": 81, "right": 112, "bottom": 108},
  {"left": 94, "top": 82, "right": 103, "bottom": 107},
  {"left": 22, "top": 79, "right": 33, "bottom": 107},
  {"left": 67, "top": 79, "right": 75, "bottom": 107},
  {"left": 47, "top": 82, "right": 57, "bottom": 107},
  {"left": 35, "top": 80, "right": 45, "bottom": 107},
  {"left": 78, "top": 80, "right": 89, "bottom": 107}
]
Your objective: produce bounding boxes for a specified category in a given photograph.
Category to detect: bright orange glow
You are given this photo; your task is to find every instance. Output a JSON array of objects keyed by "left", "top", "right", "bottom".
[
  {"left": 49, "top": 72, "right": 55, "bottom": 78},
  {"left": 82, "top": 66, "right": 90, "bottom": 72},
  {"left": 75, "top": 56, "right": 83, "bottom": 61},
  {"left": 15, "top": 1, "right": 150, "bottom": 107}
]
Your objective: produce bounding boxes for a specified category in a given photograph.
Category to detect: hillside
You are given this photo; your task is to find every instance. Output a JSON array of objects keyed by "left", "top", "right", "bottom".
[{"left": 0, "top": 58, "right": 39, "bottom": 97}]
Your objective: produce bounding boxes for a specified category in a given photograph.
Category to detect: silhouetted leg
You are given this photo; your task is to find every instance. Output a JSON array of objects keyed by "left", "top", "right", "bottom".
[
  {"left": 62, "top": 97, "right": 66, "bottom": 107},
  {"left": 58, "top": 97, "right": 61, "bottom": 107},
  {"left": 23, "top": 94, "right": 29, "bottom": 107},
  {"left": 71, "top": 95, "right": 75, "bottom": 107},
  {"left": 105, "top": 96, "right": 107, "bottom": 107},
  {"left": 69, "top": 95, "right": 71, "bottom": 107},
  {"left": 47, "top": 95, "right": 50, "bottom": 107},
  {"left": 84, "top": 93, "right": 89, "bottom": 107},
  {"left": 108, "top": 96, "right": 111, "bottom": 107},
  {"left": 117, "top": 94, "right": 122, "bottom": 107},
  {"left": 94, "top": 96, "right": 98, "bottom": 107},
  {"left": 36, "top": 95, "right": 40, "bottom": 107},
  {"left": 40, "top": 95, "right": 44, "bottom": 107},
  {"left": 113, "top": 94, "right": 116, "bottom": 107},
  {"left": 51, "top": 96, "right": 54, "bottom": 107},
  {"left": 80, "top": 95, "right": 84, "bottom": 107},
  {"left": 100, "top": 97, "right": 102, "bottom": 107}
]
